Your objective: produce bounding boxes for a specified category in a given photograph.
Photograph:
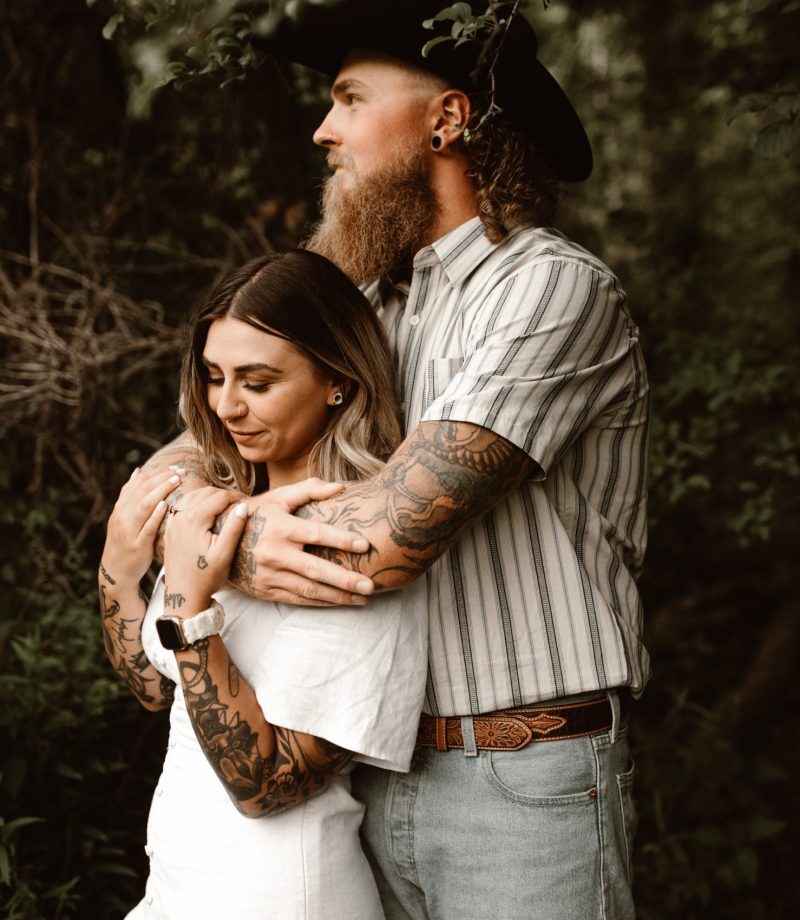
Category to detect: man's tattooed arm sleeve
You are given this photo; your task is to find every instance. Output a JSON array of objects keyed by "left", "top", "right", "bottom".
[
  {"left": 99, "top": 567, "right": 175, "bottom": 711},
  {"left": 176, "top": 637, "right": 353, "bottom": 818},
  {"left": 292, "top": 420, "right": 535, "bottom": 589}
]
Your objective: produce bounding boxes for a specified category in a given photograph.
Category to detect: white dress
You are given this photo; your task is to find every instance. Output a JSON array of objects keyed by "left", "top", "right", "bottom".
[{"left": 127, "top": 576, "right": 428, "bottom": 920}]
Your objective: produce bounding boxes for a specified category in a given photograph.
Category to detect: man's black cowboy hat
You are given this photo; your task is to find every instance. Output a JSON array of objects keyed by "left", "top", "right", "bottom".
[{"left": 254, "top": 0, "right": 592, "bottom": 182}]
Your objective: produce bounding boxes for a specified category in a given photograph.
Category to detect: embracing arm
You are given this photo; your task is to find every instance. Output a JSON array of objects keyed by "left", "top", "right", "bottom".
[
  {"left": 99, "top": 466, "right": 185, "bottom": 711},
  {"left": 164, "top": 489, "right": 353, "bottom": 817},
  {"left": 175, "top": 632, "right": 352, "bottom": 817},
  {"left": 231, "top": 420, "right": 535, "bottom": 597}
]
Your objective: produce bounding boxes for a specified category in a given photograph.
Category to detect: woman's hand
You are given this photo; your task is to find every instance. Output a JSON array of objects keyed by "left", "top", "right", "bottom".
[
  {"left": 163, "top": 487, "right": 250, "bottom": 615},
  {"left": 101, "top": 467, "right": 182, "bottom": 584}
]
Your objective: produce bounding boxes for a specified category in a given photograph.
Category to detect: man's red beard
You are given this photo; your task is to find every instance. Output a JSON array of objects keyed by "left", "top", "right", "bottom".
[{"left": 306, "top": 147, "right": 439, "bottom": 286}]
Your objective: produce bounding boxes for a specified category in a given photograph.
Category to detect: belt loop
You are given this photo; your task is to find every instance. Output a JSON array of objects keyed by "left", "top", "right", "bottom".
[
  {"left": 461, "top": 716, "right": 478, "bottom": 757},
  {"left": 607, "top": 690, "right": 620, "bottom": 743}
]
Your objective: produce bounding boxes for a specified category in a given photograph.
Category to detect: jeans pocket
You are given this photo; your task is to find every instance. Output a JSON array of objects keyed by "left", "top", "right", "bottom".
[
  {"left": 616, "top": 759, "right": 637, "bottom": 882},
  {"left": 483, "top": 740, "right": 599, "bottom": 807}
]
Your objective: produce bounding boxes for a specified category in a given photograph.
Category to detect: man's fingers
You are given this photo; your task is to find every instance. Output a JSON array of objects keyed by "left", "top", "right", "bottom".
[
  {"left": 258, "top": 573, "right": 369, "bottom": 607},
  {"left": 282, "top": 516, "right": 370, "bottom": 554},
  {"left": 267, "top": 477, "right": 346, "bottom": 512},
  {"left": 272, "top": 548, "right": 374, "bottom": 596}
]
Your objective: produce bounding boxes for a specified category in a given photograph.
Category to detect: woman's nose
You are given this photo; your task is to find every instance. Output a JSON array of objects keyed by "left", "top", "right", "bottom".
[{"left": 215, "top": 384, "right": 247, "bottom": 421}]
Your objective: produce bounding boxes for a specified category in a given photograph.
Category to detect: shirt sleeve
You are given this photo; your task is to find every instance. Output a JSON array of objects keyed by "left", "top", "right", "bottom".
[
  {"left": 250, "top": 579, "right": 428, "bottom": 773},
  {"left": 421, "top": 258, "right": 641, "bottom": 478}
]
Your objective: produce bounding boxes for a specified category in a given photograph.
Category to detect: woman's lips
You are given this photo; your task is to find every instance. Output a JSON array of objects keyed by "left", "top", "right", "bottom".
[{"left": 228, "top": 429, "right": 263, "bottom": 443}]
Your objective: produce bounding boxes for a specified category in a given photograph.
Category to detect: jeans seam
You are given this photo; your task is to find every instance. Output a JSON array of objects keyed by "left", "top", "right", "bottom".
[{"left": 591, "top": 735, "right": 608, "bottom": 920}]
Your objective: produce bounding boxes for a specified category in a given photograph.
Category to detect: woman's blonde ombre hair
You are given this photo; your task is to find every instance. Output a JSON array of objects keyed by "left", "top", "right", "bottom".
[{"left": 180, "top": 251, "right": 402, "bottom": 493}]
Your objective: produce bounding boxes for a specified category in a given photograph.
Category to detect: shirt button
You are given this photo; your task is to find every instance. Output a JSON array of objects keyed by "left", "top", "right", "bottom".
[{"left": 409, "top": 315, "right": 420, "bottom": 327}]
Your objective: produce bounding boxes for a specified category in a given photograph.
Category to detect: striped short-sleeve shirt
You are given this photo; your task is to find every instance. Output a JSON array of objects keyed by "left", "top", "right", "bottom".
[{"left": 367, "top": 217, "right": 651, "bottom": 717}]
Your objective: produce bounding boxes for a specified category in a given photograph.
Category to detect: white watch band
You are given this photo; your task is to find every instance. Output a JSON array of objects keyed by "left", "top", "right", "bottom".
[{"left": 181, "top": 599, "right": 225, "bottom": 644}]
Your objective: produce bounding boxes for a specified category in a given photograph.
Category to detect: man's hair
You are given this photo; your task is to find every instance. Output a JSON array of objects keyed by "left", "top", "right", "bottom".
[
  {"left": 464, "top": 102, "right": 562, "bottom": 242},
  {"left": 180, "top": 251, "right": 403, "bottom": 492}
]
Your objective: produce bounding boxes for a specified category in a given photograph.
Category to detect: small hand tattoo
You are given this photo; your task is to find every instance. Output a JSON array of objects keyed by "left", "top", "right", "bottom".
[
  {"left": 164, "top": 587, "right": 186, "bottom": 609},
  {"left": 197, "top": 555, "right": 208, "bottom": 570}
]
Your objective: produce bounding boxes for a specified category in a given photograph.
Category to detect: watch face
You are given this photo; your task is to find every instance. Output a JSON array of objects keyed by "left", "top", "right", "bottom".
[{"left": 156, "top": 616, "right": 187, "bottom": 651}]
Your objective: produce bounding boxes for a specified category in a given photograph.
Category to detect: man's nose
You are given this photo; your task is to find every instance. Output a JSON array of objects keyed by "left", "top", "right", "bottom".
[{"left": 313, "top": 109, "right": 337, "bottom": 148}]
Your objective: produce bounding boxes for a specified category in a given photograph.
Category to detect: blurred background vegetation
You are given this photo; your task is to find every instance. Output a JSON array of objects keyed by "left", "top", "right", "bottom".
[{"left": 0, "top": 0, "right": 798, "bottom": 917}]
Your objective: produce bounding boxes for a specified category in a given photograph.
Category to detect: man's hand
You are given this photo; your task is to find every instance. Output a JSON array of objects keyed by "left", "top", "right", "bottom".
[{"left": 227, "top": 478, "right": 375, "bottom": 606}]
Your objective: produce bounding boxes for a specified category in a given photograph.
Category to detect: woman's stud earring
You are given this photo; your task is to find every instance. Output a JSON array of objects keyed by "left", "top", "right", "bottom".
[
  {"left": 331, "top": 392, "right": 344, "bottom": 406},
  {"left": 431, "top": 135, "right": 442, "bottom": 150}
]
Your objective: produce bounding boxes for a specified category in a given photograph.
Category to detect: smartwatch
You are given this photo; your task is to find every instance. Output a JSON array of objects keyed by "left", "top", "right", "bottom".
[{"left": 156, "top": 599, "right": 225, "bottom": 651}]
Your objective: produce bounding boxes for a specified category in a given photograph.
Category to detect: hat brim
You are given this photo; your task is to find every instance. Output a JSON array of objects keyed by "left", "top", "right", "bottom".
[{"left": 254, "top": 1, "right": 592, "bottom": 181}]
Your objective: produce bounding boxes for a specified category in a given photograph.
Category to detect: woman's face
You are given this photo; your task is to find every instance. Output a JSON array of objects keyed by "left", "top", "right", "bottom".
[{"left": 203, "top": 316, "right": 339, "bottom": 488}]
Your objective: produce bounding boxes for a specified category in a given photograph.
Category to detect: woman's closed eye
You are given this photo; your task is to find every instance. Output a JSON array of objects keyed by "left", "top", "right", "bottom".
[{"left": 205, "top": 374, "right": 270, "bottom": 393}]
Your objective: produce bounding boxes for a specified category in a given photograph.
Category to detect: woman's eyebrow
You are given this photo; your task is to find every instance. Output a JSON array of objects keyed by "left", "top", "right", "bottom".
[{"left": 201, "top": 356, "right": 282, "bottom": 374}]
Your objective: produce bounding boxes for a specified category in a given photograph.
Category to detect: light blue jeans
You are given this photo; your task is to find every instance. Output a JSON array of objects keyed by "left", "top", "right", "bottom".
[{"left": 351, "top": 692, "right": 637, "bottom": 920}]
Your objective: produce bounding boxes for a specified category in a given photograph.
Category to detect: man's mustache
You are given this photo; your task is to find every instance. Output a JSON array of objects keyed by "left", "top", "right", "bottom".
[{"left": 326, "top": 155, "right": 355, "bottom": 171}]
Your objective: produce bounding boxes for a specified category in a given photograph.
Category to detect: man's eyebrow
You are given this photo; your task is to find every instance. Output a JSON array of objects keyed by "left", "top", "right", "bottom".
[
  {"left": 331, "top": 77, "right": 370, "bottom": 98},
  {"left": 201, "top": 356, "right": 282, "bottom": 374}
]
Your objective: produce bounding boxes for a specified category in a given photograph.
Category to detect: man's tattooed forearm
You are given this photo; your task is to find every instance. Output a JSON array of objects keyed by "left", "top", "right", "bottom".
[
  {"left": 302, "top": 422, "right": 533, "bottom": 582},
  {"left": 179, "top": 643, "right": 352, "bottom": 816},
  {"left": 164, "top": 587, "right": 186, "bottom": 609}
]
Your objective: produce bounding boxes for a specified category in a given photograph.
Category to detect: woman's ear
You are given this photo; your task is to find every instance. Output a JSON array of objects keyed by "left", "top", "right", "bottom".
[{"left": 326, "top": 378, "right": 351, "bottom": 406}]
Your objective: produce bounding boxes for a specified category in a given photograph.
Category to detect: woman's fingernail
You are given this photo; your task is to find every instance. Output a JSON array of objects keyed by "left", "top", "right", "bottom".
[
  {"left": 353, "top": 538, "right": 369, "bottom": 552},
  {"left": 169, "top": 474, "right": 180, "bottom": 484},
  {"left": 350, "top": 595, "right": 369, "bottom": 605},
  {"left": 169, "top": 466, "right": 187, "bottom": 475},
  {"left": 156, "top": 500, "right": 165, "bottom": 511},
  {"left": 356, "top": 579, "right": 373, "bottom": 594},
  {"left": 235, "top": 502, "right": 249, "bottom": 519},
  {"left": 130, "top": 467, "right": 140, "bottom": 480}
]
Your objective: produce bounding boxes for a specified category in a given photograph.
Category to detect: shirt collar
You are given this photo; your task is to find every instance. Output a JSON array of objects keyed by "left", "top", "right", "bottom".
[
  {"left": 417, "top": 216, "right": 496, "bottom": 285},
  {"left": 375, "top": 217, "right": 497, "bottom": 305}
]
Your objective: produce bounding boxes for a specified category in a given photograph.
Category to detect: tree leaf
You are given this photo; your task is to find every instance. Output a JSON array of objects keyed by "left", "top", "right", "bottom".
[
  {"left": 421, "top": 35, "right": 453, "bottom": 58},
  {"left": 754, "top": 119, "right": 800, "bottom": 157}
]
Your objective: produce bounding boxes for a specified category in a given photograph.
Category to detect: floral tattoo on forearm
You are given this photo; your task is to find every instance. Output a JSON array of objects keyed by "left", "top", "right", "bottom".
[{"left": 179, "top": 640, "right": 352, "bottom": 816}]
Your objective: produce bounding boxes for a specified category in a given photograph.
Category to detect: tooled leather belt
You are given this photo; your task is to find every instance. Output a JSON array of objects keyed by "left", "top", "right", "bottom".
[{"left": 415, "top": 696, "right": 621, "bottom": 752}]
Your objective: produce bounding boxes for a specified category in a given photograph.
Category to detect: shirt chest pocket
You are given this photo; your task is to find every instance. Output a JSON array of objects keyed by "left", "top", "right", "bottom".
[{"left": 422, "top": 356, "right": 465, "bottom": 413}]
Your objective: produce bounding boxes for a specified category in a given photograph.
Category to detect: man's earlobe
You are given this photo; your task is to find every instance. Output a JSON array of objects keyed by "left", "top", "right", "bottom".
[{"left": 431, "top": 135, "right": 443, "bottom": 151}]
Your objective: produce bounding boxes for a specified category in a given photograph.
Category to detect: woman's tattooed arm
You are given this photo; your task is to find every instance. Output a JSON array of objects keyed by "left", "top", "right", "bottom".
[
  {"left": 176, "top": 637, "right": 353, "bottom": 817},
  {"left": 99, "top": 566, "right": 174, "bottom": 711}
]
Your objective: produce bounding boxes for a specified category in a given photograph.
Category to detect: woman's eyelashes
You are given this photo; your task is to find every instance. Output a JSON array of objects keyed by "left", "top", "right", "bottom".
[{"left": 205, "top": 373, "right": 271, "bottom": 393}]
